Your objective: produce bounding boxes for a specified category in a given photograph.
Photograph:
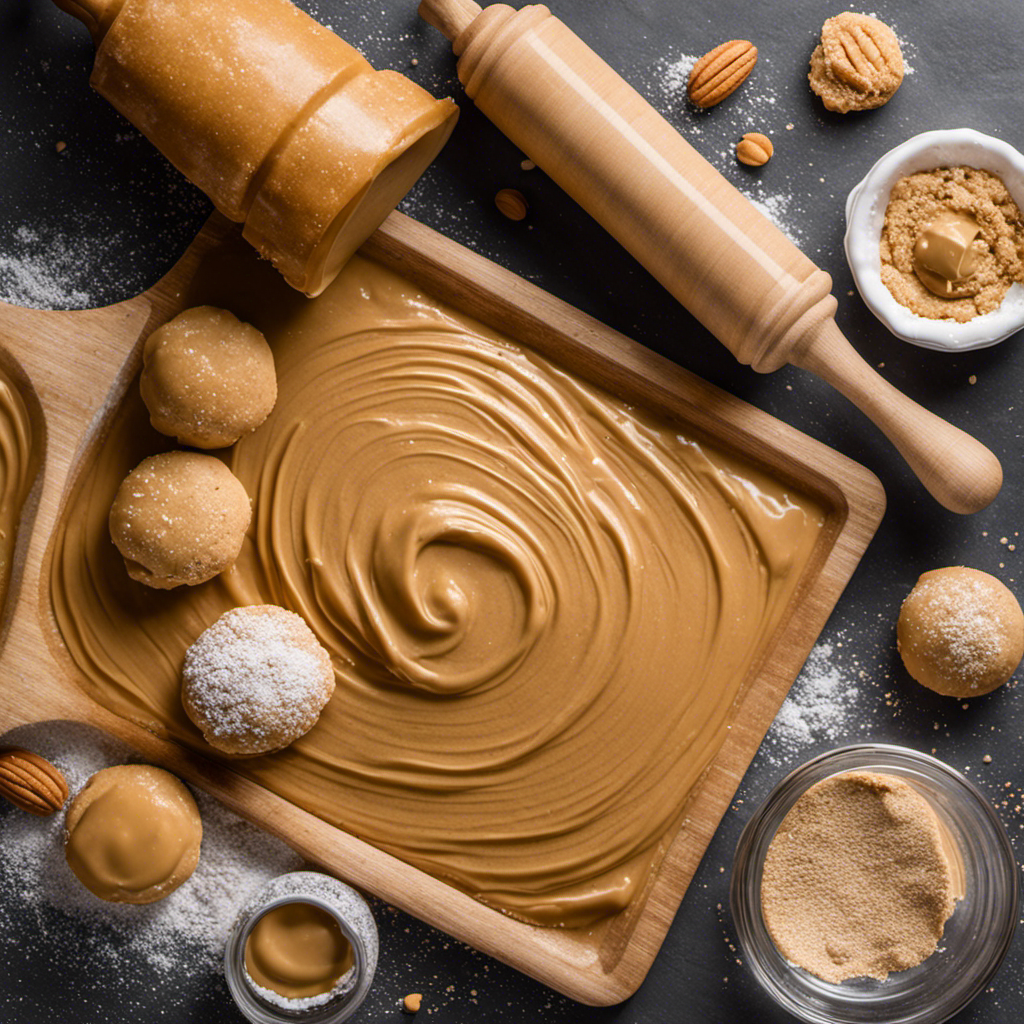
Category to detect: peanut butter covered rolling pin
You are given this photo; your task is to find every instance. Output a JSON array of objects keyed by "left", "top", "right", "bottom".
[
  {"left": 420, "top": 0, "right": 1002, "bottom": 514},
  {"left": 54, "top": 0, "right": 458, "bottom": 296}
]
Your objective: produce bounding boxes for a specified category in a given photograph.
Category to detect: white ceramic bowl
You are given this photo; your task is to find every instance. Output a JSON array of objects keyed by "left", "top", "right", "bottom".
[{"left": 844, "top": 128, "right": 1024, "bottom": 351}]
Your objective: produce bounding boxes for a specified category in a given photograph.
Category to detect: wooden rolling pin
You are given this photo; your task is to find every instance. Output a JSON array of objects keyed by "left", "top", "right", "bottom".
[{"left": 419, "top": 0, "right": 1003, "bottom": 514}]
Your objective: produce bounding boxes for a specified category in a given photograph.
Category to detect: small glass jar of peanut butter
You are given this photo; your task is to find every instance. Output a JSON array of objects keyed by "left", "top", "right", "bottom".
[{"left": 224, "top": 871, "right": 378, "bottom": 1024}]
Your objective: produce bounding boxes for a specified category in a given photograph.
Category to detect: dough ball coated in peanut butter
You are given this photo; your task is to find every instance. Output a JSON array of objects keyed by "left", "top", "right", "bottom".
[
  {"left": 64, "top": 764, "right": 202, "bottom": 904},
  {"left": 109, "top": 451, "right": 251, "bottom": 589},
  {"left": 140, "top": 306, "right": 277, "bottom": 449},
  {"left": 897, "top": 566, "right": 1024, "bottom": 697}
]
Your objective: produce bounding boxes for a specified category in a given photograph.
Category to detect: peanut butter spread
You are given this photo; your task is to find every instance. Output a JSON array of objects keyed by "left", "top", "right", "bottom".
[
  {"left": 51, "top": 244, "right": 824, "bottom": 928},
  {"left": 245, "top": 901, "right": 353, "bottom": 999},
  {"left": 0, "top": 369, "right": 38, "bottom": 615},
  {"left": 913, "top": 211, "right": 982, "bottom": 298}
]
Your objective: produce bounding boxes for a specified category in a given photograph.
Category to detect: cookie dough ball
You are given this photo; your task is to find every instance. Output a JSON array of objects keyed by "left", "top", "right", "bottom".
[
  {"left": 140, "top": 306, "right": 277, "bottom": 449},
  {"left": 65, "top": 764, "right": 202, "bottom": 904},
  {"left": 897, "top": 567, "right": 1024, "bottom": 697},
  {"left": 809, "top": 13, "right": 904, "bottom": 113},
  {"left": 109, "top": 451, "right": 251, "bottom": 589},
  {"left": 182, "top": 605, "right": 335, "bottom": 757}
]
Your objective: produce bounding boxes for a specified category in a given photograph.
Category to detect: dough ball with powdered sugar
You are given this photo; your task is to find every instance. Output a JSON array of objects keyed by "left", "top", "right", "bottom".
[
  {"left": 897, "top": 567, "right": 1024, "bottom": 697},
  {"left": 182, "top": 605, "right": 335, "bottom": 756}
]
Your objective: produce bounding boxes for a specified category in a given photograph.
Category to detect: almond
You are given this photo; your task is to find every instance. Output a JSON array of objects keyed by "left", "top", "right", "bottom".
[
  {"left": 736, "top": 132, "right": 773, "bottom": 167},
  {"left": 687, "top": 40, "right": 758, "bottom": 108},
  {"left": 495, "top": 188, "right": 528, "bottom": 221},
  {"left": 0, "top": 747, "right": 69, "bottom": 815}
]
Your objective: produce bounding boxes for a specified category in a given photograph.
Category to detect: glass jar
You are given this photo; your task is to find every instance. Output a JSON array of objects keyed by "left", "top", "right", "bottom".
[
  {"left": 224, "top": 871, "right": 378, "bottom": 1024},
  {"left": 730, "top": 744, "right": 1017, "bottom": 1024}
]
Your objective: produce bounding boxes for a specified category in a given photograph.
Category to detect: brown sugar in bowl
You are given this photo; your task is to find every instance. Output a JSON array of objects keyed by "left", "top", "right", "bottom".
[
  {"left": 731, "top": 745, "right": 1017, "bottom": 1024},
  {"left": 845, "top": 129, "right": 1024, "bottom": 350}
]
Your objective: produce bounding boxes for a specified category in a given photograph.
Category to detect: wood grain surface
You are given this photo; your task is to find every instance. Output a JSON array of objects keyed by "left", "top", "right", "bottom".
[{"left": 0, "top": 211, "right": 884, "bottom": 1004}]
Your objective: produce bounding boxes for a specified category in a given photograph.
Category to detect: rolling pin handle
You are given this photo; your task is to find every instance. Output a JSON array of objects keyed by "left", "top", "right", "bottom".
[
  {"left": 418, "top": 0, "right": 483, "bottom": 41},
  {"left": 794, "top": 319, "right": 1003, "bottom": 514}
]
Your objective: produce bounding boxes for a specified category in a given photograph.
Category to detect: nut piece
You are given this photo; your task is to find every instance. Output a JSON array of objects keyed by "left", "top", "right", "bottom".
[
  {"left": 736, "top": 132, "right": 773, "bottom": 166},
  {"left": 809, "top": 13, "right": 903, "bottom": 113},
  {"left": 495, "top": 188, "right": 528, "bottom": 221},
  {"left": 0, "top": 748, "right": 69, "bottom": 815},
  {"left": 403, "top": 993, "right": 423, "bottom": 1014},
  {"left": 687, "top": 40, "right": 758, "bottom": 108}
]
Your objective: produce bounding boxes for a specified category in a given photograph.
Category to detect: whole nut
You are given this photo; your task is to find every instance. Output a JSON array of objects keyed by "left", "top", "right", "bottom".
[
  {"left": 494, "top": 188, "right": 528, "bottom": 221},
  {"left": 0, "top": 747, "right": 69, "bottom": 815},
  {"left": 809, "top": 13, "right": 904, "bottom": 113},
  {"left": 736, "top": 132, "right": 773, "bottom": 166},
  {"left": 687, "top": 40, "right": 758, "bottom": 108},
  {"left": 820, "top": 12, "right": 902, "bottom": 96}
]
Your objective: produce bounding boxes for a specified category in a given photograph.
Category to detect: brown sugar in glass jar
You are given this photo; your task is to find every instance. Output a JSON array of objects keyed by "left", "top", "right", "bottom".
[{"left": 730, "top": 745, "right": 1016, "bottom": 1024}]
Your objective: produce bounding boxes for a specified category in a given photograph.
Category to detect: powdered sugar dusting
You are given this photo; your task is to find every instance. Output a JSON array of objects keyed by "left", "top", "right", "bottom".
[
  {"left": 766, "top": 642, "right": 860, "bottom": 758},
  {"left": 183, "top": 605, "right": 334, "bottom": 754},
  {"left": 249, "top": 971, "right": 349, "bottom": 1011},
  {"left": 0, "top": 720, "right": 303, "bottom": 978},
  {"left": 903, "top": 571, "right": 1019, "bottom": 689},
  {"left": 0, "top": 224, "right": 95, "bottom": 309}
]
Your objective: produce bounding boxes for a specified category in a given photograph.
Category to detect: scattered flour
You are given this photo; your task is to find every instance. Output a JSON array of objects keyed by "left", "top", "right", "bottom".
[
  {"left": 0, "top": 720, "right": 303, "bottom": 975},
  {"left": 741, "top": 191, "right": 803, "bottom": 245},
  {"left": 660, "top": 53, "right": 698, "bottom": 102},
  {"left": 764, "top": 642, "right": 860, "bottom": 759},
  {"left": 646, "top": 47, "right": 805, "bottom": 245},
  {"left": 654, "top": 47, "right": 780, "bottom": 120},
  {"left": 0, "top": 225, "right": 96, "bottom": 310},
  {"left": 0, "top": 723, "right": 580, "bottom": 1022}
]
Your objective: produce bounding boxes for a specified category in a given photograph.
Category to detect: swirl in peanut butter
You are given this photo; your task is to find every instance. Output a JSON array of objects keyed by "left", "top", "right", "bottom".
[{"left": 51, "top": 249, "right": 823, "bottom": 928}]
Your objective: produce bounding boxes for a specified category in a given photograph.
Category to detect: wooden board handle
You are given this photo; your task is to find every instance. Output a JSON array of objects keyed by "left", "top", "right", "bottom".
[
  {"left": 418, "top": 0, "right": 482, "bottom": 40},
  {"left": 795, "top": 320, "right": 1002, "bottom": 514}
]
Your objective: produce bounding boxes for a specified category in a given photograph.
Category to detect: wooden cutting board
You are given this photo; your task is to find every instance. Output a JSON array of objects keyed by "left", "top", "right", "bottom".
[{"left": 0, "top": 211, "right": 885, "bottom": 1005}]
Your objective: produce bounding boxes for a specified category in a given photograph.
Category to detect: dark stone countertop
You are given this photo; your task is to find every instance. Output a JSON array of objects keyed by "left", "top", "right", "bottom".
[{"left": 1, "top": 1, "right": 1022, "bottom": 1021}]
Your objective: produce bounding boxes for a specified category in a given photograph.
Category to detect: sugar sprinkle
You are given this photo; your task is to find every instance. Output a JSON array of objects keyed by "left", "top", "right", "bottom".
[{"left": 0, "top": 720, "right": 303, "bottom": 976}]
